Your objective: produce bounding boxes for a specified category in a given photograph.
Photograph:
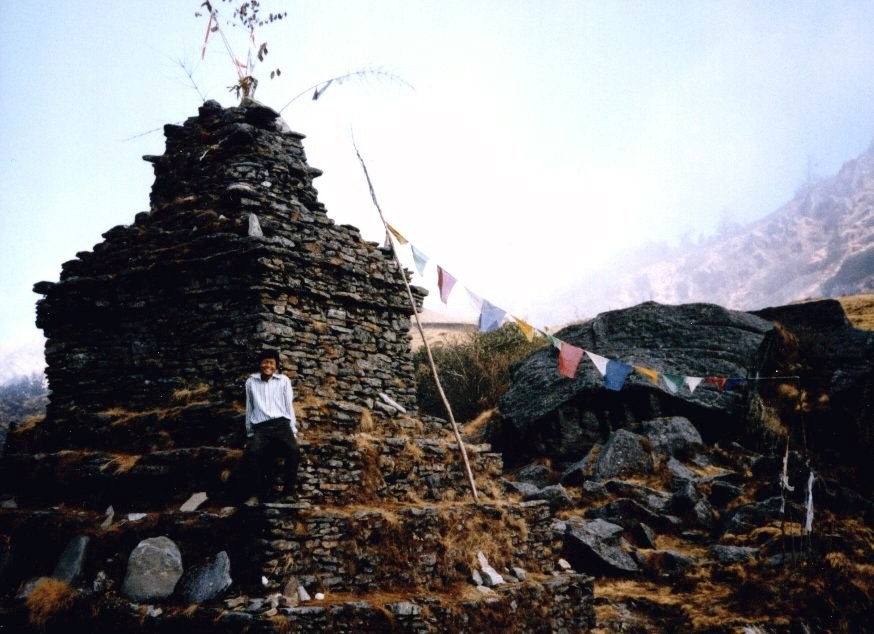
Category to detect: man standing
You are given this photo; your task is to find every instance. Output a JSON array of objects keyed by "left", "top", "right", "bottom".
[{"left": 243, "top": 349, "right": 300, "bottom": 502}]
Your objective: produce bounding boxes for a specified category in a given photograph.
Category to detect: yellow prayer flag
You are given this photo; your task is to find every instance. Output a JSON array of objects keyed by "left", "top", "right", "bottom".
[
  {"left": 635, "top": 365, "right": 660, "bottom": 384},
  {"left": 386, "top": 223, "right": 408, "bottom": 245},
  {"left": 513, "top": 316, "right": 536, "bottom": 341}
]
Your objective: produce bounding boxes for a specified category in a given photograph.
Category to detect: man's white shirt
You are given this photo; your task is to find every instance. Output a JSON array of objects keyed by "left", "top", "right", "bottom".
[{"left": 245, "top": 373, "right": 298, "bottom": 437}]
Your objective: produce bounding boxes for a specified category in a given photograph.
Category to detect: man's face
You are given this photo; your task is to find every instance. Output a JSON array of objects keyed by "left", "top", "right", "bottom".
[{"left": 259, "top": 357, "right": 277, "bottom": 378}]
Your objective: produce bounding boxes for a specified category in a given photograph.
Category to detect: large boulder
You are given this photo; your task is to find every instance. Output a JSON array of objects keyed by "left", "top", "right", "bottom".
[
  {"left": 640, "top": 417, "right": 703, "bottom": 458},
  {"left": 753, "top": 299, "right": 874, "bottom": 496},
  {"left": 121, "top": 536, "right": 184, "bottom": 601},
  {"left": 176, "top": 551, "right": 232, "bottom": 603},
  {"left": 593, "top": 430, "right": 654, "bottom": 479},
  {"left": 497, "top": 302, "right": 774, "bottom": 464},
  {"left": 563, "top": 519, "right": 639, "bottom": 576}
]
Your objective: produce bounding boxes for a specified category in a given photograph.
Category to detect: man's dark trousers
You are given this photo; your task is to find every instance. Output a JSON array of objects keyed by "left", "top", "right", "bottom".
[{"left": 243, "top": 417, "right": 300, "bottom": 499}]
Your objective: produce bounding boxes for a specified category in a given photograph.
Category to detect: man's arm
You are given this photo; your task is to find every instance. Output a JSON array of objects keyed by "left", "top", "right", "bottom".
[
  {"left": 284, "top": 377, "right": 298, "bottom": 437},
  {"left": 244, "top": 378, "right": 255, "bottom": 438}
]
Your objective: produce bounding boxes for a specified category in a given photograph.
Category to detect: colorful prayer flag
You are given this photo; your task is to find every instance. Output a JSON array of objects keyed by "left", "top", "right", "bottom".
[
  {"left": 478, "top": 300, "right": 505, "bottom": 332},
  {"left": 724, "top": 378, "right": 744, "bottom": 391},
  {"left": 663, "top": 373, "right": 683, "bottom": 394},
  {"left": 558, "top": 343, "right": 584, "bottom": 378},
  {"left": 705, "top": 376, "right": 727, "bottom": 391},
  {"left": 685, "top": 376, "right": 703, "bottom": 393},
  {"left": 585, "top": 351, "right": 609, "bottom": 376},
  {"left": 513, "top": 317, "right": 535, "bottom": 342},
  {"left": 635, "top": 365, "right": 660, "bottom": 384},
  {"left": 544, "top": 332, "right": 562, "bottom": 349},
  {"left": 604, "top": 360, "right": 633, "bottom": 391},
  {"left": 411, "top": 245, "right": 428, "bottom": 275},
  {"left": 437, "top": 267, "right": 456, "bottom": 304},
  {"left": 386, "top": 223, "right": 408, "bottom": 245}
]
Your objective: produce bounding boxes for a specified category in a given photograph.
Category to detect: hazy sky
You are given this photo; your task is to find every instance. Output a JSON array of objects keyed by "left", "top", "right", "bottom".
[{"left": 3, "top": 1, "right": 874, "bottom": 380}]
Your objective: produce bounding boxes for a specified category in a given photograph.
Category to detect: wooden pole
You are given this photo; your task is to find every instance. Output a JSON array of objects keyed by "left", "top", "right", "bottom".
[{"left": 353, "top": 141, "right": 480, "bottom": 502}]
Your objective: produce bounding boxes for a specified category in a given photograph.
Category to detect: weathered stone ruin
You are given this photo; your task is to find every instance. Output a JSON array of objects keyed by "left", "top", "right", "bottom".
[
  {"left": 33, "top": 98, "right": 422, "bottom": 424},
  {"left": 0, "top": 100, "right": 594, "bottom": 631}
]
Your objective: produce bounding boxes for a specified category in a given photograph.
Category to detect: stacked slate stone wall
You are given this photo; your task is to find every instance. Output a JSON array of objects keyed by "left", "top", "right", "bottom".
[{"left": 34, "top": 99, "right": 424, "bottom": 422}]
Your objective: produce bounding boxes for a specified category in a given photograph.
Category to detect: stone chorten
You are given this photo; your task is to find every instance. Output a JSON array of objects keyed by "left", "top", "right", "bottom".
[
  {"left": 1, "top": 101, "right": 594, "bottom": 632},
  {"left": 34, "top": 98, "right": 423, "bottom": 424}
]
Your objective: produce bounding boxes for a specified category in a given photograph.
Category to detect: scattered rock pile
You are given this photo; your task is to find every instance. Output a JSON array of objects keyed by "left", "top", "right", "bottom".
[{"left": 492, "top": 299, "right": 874, "bottom": 631}]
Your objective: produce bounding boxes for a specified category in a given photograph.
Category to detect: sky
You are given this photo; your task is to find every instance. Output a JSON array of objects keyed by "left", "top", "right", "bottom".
[{"left": 3, "top": 0, "right": 874, "bottom": 382}]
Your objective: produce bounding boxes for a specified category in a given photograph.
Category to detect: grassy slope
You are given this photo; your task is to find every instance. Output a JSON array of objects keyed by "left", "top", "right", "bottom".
[{"left": 838, "top": 294, "right": 874, "bottom": 330}]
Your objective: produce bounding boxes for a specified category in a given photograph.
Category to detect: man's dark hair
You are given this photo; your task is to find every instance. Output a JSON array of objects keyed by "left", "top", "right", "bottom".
[{"left": 255, "top": 349, "right": 281, "bottom": 366}]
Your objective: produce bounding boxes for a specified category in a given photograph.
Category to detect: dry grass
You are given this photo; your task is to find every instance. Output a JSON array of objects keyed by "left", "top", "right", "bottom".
[
  {"left": 463, "top": 408, "right": 498, "bottom": 442},
  {"left": 26, "top": 578, "right": 75, "bottom": 627},
  {"left": 838, "top": 294, "right": 874, "bottom": 330},
  {"left": 100, "top": 453, "right": 141, "bottom": 475},
  {"left": 403, "top": 439, "right": 425, "bottom": 462},
  {"left": 595, "top": 575, "right": 735, "bottom": 631},
  {"left": 295, "top": 394, "right": 329, "bottom": 419},
  {"left": 352, "top": 434, "right": 386, "bottom": 500},
  {"left": 170, "top": 383, "right": 211, "bottom": 405},
  {"left": 13, "top": 415, "right": 45, "bottom": 434},
  {"left": 437, "top": 505, "right": 527, "bottom": 576},
  {"left": 359, "top": 408, "right": 375, "bottom": 432}
]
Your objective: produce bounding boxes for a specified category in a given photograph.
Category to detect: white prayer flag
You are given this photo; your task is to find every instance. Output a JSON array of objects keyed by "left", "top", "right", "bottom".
[
  {"left": 585, "top": 350, "right": 609, "bottom": 376},
  {"left": 684, "top": 376, "right": 703, "bottom": 393}
]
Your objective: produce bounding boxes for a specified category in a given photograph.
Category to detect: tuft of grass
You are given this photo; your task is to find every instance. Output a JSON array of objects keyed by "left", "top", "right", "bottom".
[
  {"left": 353, "top": 435, "right": 386, "bottom": 501},
  {"left": 359, "top": 408, "right": 375, "bottom": 432},
  {"left": 170, "top": 383, "right": 211, "bottom": 405},
  {"left": 100, "top": 453, "right": 141, "bottom": 475},
  {"left": 13, "top": 415, "right": 45, "bottom": 434},
  {"left": 463, "top": 408, "right": 498, "bottom": 443},
  {"left": 26, "top": 578, "right": 75, "bottom": 627}
]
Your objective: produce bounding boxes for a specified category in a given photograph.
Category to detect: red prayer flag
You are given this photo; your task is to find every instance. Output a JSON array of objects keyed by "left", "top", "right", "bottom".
[
  {"left": 705, "top": 376, "right": 727, "bottom": 391},
  {"left": 558, "top": 343, "right": 584, "bottom": 378},
  {"left": 437, "top": 266, "right": 456, "bottom": 304}
]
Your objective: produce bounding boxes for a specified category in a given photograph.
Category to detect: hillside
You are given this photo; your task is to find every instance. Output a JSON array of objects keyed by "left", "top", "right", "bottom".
[
  {"left": 839, "top": 293, "right": 874, "bottom": 330},
  {"left": 409, "top": 309, "right": 476, "bottom": 350},
  {"left": 550, "top": 142, "right": 874, "bottom": 319}
]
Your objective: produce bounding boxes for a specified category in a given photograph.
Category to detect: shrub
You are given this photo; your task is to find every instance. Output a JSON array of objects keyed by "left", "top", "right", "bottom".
[
  {"left": 413, "top": 324, "right": 545, "bottom": 423},
  {"left": 26, "top": 577, "right": 75, "bottom": 627}
]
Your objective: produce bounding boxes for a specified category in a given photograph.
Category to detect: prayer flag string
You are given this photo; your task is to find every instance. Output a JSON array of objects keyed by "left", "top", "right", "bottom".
[{"left": 385, "top": 221, "right": 801, "bottom": 393}]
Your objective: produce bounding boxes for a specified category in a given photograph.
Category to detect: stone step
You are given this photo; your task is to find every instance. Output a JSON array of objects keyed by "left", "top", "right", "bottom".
[
  {"left": 0, "top": 505, "right": 266, "bottom": 595},
  {"left": 258, "top": 500, "right": 555, "bottom": 595},
  {"left": 0, "top": 434, "right": 503, "bottom": 510},
  {"left": 298, "top": 433, "right": 503, "bottom": 506},
  {"left": 0, "top": 571, "right": 595, "bottom": 633},
  {"left": 0, "top": 500, "right": 553, "bottom": 595},
  {"left": 229, "top": 575, "right": 595, "bottom": 633},
  {"left": 0, "top": 447, "right": 240, "bottom": 510},
  {"left": 7, "top": 401, "right": 452, "bottom": 455}
]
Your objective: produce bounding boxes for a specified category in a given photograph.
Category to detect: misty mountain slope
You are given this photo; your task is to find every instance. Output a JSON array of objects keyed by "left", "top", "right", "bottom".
[{"left": 560, "top": 142, "right": 874, "bottom": 316}]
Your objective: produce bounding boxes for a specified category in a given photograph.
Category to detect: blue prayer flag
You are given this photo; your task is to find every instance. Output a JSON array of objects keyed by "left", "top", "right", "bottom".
[
  {"left": 724, "top": 378, "right": 744, "bottom": 391},
  {"left": 604, "top": 360, "right": 633, "bottom": 391},
  {"left": 411, "top": 245, "right": 428, "bottom": 275},
  {"left": 478, "top": 300, "right": 506, "bottom": 332}
]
